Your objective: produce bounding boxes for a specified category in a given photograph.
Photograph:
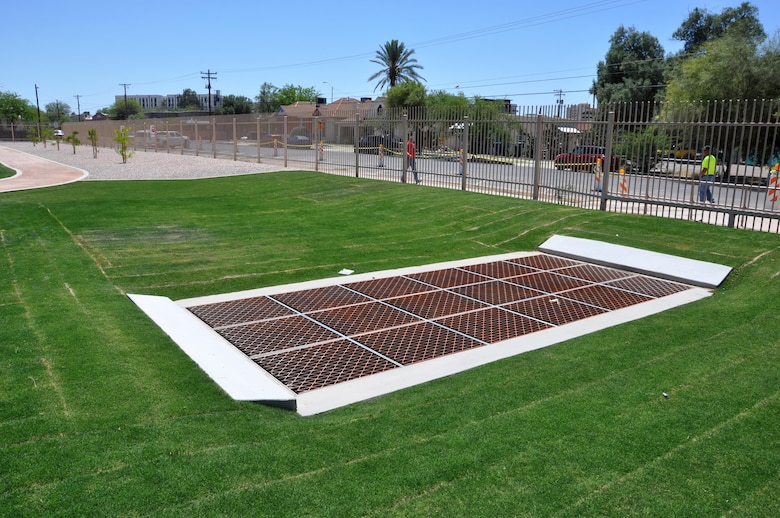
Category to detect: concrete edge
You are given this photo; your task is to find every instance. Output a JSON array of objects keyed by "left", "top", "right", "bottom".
[
  {"left": 127, "top": 293, "right": 296, "bottom": 408},
  {"left": 539, "top": 235, "right": 732, "bottom": 288}
]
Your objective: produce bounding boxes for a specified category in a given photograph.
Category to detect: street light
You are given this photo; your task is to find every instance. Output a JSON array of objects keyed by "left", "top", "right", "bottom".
[{"left": 323, "top": 81, "right": 333, "bottom": 103}]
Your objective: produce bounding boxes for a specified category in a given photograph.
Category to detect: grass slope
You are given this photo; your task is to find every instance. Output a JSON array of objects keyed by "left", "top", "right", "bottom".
[{"left": 0, "top": 171, "right": 778, "bottom": 516}]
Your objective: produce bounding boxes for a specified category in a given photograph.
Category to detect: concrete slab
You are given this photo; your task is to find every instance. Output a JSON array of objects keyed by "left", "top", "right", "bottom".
[{"left": 539, "top": 235, "right": 731, "bottom": 288}]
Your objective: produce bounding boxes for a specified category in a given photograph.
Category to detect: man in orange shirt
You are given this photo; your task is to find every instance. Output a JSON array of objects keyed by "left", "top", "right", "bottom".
[{"left": 406, "top": 136, "right": 419, "bottom": 184}]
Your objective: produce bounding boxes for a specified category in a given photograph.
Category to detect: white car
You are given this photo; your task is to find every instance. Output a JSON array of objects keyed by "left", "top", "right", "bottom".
[{"left": 53, "top": 129, "right": 64, "bottom": 138}]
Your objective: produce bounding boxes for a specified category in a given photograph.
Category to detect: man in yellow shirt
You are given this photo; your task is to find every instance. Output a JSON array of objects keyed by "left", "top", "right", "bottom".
[{"left": 699, "top": 145, "right": 717, "bottom": 203}]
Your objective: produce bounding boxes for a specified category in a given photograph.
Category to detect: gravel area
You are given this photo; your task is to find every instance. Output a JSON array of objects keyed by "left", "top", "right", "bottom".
[{"left": 1, "top": 141, "right": 288, "bottom": 180}]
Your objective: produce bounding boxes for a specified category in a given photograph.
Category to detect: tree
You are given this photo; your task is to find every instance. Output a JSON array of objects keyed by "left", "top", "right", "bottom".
[
  {"left": 88, "top": 128, "right": 99, "bottom": 158},
  {"left": 666, "top": 29, "right": 778, "bottom": 102},
  {"left": 107, "top": 98, "right": 143, "bottom": 120},
  {"left": 178, "top": 88, "right": 202, "bottom": 110},
  {"left": 215, "top": 95, "right": 254, "bottom": 115},
  {"left": 113, "top": 126, "right": 133, "bottom": 163},
  {"left": 45, "top": 101, "right": 71, "bottom": 124},
  {"left": 672, "top": 2, "right": 765, "bottom": 56},
  {"left": 275, "top": 84, "right": 318, "bottom": 106},
  {"left": 255, "top": 82, "right": 278, "bottom": 113},
  {"left": 386, "top": 82, "right": 427, "bottom": 109},
  {"left": 0, "top": 91, "right": 32, "bottom": 123},
  {"left": 368, "top": 40, "right": 425, "bottom": 92},
  {"left": 591, "top": 26, "right": 666, "bottom": 109},
  {"left": 65, "top": 130, "right": 80, "bottom": 154}
]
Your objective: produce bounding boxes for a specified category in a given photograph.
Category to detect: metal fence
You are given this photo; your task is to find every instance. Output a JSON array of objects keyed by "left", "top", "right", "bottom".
[{"left": 55, "top": 99, "right": 780, "bottom": 233}]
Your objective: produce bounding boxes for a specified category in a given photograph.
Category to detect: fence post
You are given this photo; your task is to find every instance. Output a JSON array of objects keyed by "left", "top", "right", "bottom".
[
  {"left": 402, "top": 113, "right": 409, "bottom": 183},
  {"left": 314, "top": 115, "right": 320, "bottom": 172},
  {"left": 211, "top": 118, "right": 216, "bottom": 159},
  {"left": 256, "top": 117, "right": 262, "bottom": 163},
  {"left": 533, "top": 114, "right": 543, "bottom": 200},
  {"left": 600, "top": 111, "right": 615, "bottom": 211},
  {"left": 354, "top": 106, "right": 360, "bottom": 178},
  {"left": 232, "top": 117, "right": 237, "bottom": 161},
  {"left": 461, "top": 116, "right": 469, "bottom": 191},
  {"left": 283, "top": 116, "right": 288, "bottom": 168}
]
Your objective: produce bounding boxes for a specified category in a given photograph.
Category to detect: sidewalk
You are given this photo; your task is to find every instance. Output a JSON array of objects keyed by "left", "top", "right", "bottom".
[{"left": 0, "top": 145, "right": 87, "bottom": 193}]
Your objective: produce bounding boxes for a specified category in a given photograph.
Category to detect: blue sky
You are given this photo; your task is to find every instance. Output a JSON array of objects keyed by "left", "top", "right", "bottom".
[{"left": 3, "top": 0, "right": 778, "bottom": 116}]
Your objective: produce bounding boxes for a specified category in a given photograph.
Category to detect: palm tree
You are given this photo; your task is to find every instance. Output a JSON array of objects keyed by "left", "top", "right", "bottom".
[{"left": 368, "top": 40, "right": 426, "bottom": 92}]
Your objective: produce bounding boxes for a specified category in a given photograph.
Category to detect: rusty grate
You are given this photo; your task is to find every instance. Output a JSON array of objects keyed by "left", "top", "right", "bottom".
[
  {"left": 272, "top": 285, "right": 372, "bottom": 313},
  {"left": 254, "top": 340, "right": 398, "bottom": 393},
  {"left": 509, "top": 254, "right": 581, "bottom": 271},
  {"left": 184, "top": 253, "right": 700, "bottom": 398},
  {"left": 605, "top": 276, "right": 690, "bottom": 298},
  {"left": 461, "top": 260, "right": 537, "bottom": 279},
  {"left": 511, "top": 271, "right": 592, "bottom": 294},
  {"left": 407, "top": 268, "right": 490, "bottom": 288},
  {"left": 308, "top": 302, "right": 422, "bottom": 336},
  {"left": 386, "top": 290, "right": 487, "bottom": 319},
  {"left": 452, "top": 280, "right": 542, "bottom": 305},
  {"left": 561, "top": 284, "right": 653, "bottom": 310},
  {"left": 504, "top": 295, "right": 608, "bottom": 326},
  {"left": 189, "top": 296, "right": 294, "bottom": 327},
  {"left": 217, "top": 316, "right": 340, "bottom": 357},
  {"left": 556, "top": 264, "right": 632, "bottom": 283},
  {"left": 436, "top": 307, "right": 552, "bottom": 343},
  {"left": 345, "top": 276, "right": 432, "bottom": 299},
  {"left": 357, "top": 322, "right": 484, "bottom": 365}
]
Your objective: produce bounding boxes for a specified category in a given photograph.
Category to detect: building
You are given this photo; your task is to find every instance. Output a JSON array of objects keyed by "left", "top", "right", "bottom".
[{"left": 115, "top": 91, "right": 222, "bottom": 112}]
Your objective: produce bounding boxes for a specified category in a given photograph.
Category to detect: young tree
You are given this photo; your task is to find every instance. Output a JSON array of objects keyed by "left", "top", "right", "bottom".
[
  {"left": 591, "top": 26, "right": 666, "bottom": 110},
  {"left": 368, "top": 40, "right": 425, "bottom": 92},
  {"left": 65, "top": 130, "right": 81, "bottom": 154},
  {"left": 88, "top": 129, "right": 99, "bottom": 158},
  {"left": 113, "top": 126, "right": 134, "bottom": 163}
]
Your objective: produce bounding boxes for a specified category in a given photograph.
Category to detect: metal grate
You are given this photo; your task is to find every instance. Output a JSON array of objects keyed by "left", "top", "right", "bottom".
[
  {"left": 254, "top": 340, "right": 398, "bottom": 393},
  {"left": 436, "top": 307, "right": 552, "bottom": 343},
  {"left": 189, "top": 296, "right": 294, "bottom": 327},
  {"left": 185, "top": 253, "right": 699, "bottom": 396},
  {"left": 357, "top": 322, "right": 484, "bottom": 365}
]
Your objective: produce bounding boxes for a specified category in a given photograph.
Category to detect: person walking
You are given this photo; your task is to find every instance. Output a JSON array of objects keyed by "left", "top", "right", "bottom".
[
  {"left": 406, "top": 136, "right": 419, "bottom": 184},
  {"left": 699, "top": 145, "right": 716, "bottom": 203}
]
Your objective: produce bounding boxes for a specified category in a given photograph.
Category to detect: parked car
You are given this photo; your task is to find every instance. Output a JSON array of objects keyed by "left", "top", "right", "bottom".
[
  {"left": 155, "top": 131, "right": 190, "bottom": 148},
  {"left": 240, "top": 131, "right": 257, "bottom": 141},
  {"left": 129, "top": 130, "right": 157, "bottom": 147},
  {"left": 357, "top": 135, "right": 402, "bottom": 154},
  {"left": 657, "top": 143, "right": 699, "bottom": 160},
  {"left": 53, "top": 129, "right": 64, "bottom": 138},
  {"left": 554, "top": 145, "right": 620, "bottom": 172},
  {"left": 287, "top": 135, "right": 312, "bottom": 148}
]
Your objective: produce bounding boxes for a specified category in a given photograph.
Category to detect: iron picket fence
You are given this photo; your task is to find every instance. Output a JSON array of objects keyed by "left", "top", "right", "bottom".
[{"left": 55, "top": 99, "right": 780, "bottom": 233}]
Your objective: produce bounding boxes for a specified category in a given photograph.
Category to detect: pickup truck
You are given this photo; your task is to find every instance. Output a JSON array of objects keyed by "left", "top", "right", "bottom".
[{"left": 155, "top": 131, "right": 190, "bottom": 148}]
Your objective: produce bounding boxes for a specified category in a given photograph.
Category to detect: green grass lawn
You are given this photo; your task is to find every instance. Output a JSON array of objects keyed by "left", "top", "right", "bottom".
[
  {"left": 0, "top": 163, "right": 16, "bottom": 179},
  {"left": 1, "top": 171, "right": 778, "bottom": 516}
]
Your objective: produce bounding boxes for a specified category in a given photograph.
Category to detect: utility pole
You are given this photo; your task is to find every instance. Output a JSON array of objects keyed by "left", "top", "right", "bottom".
[
  {"left": 201, "top": 69, "right": 217, "bottom": 115},
  {"left": 119, "top": 83, "right": 131, "bottom": 119},
  {"left": 34, "top": 84, "right": 42, "bottom": 142},
  {"left": 74, "top": 94, "right": 82, "bottom": 121},
  {"left": 554, "top": 89, "right": 565, "bottom": 118}
]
